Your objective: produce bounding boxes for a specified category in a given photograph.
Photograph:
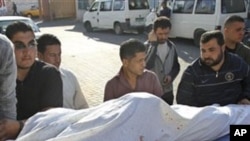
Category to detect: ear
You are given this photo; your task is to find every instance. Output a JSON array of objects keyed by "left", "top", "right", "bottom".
[
  {"left": 37, "top": 52, "right": 43, "bottom": 60},
  {"left": 122, "top": 59, "right": 129, "bottom": 67}
]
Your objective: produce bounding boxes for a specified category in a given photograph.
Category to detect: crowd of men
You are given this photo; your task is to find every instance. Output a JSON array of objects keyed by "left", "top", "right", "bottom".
[{"left": 0, "top": 13, "right": 250, "bottom": 140}]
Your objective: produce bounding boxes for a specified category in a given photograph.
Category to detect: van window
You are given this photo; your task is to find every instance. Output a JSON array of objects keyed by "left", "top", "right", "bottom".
[
  {"left": 89, "top": 2, "right": 99, "bottom": 12},
  {"left": 100, "top": 1, "right": 112, "bottom": 11},
  {"left": 173, "top": 0, "right": 195, "bottom": 14},
  {"left": 222, "top": 0, "right": 246, "bottom": 13},
  {"left": 113, "top": 0, "right": 125, "bottom": 11},
  {"left": 129, "top": 0, "right": 149, "bottom": 10},
  {"left": 195, "top": 0, "right": 215, "bottom": 14}
]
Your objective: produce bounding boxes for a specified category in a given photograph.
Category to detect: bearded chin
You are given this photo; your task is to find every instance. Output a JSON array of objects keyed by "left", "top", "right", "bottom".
[{"left": 203, "top": 52, "right": 224, "bottom": 67}]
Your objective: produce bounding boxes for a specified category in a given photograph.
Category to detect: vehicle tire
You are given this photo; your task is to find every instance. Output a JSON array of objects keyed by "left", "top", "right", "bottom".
[
  {"left": 114, "top": 23, "right": 123, "bottom": 35},
  {"left": 84, "top": 22, "right": 93, "bottom": 32},
  {"left": 193, "top": 29, "right": 206, "bottom": 47},
  {"left": 137, "top": 27, "right": 144, "bottom": 34}
]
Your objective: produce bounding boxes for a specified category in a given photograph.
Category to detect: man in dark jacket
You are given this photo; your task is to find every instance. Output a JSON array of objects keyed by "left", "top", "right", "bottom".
[
  {"left": 145, "top": 16, "right": 180, "bottom": 105},
  {"left": 177, "top": 30, "right": 250, "bottom": 107},
  {"left": 159, "top": 1, "right": 171, "bottom": 18},
  {"left": 0, "top": 21, "right": 63, "bottom": 140},
  {"left": 223, "top": 15, "right": 250, "bottom": 64}
]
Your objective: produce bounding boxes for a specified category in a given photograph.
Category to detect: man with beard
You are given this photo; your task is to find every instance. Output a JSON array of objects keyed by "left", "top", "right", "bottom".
[
  {"left": 176, "top": 30, "right": 250, "bottom": 107},
  {"left": 223, "top": 15, "right": 250, "bottom": 64},
  {"left": 104, "top": 38, "right": 163, "bottom": 101},
  {"left": 145, "top": 16, "right": 180, "bottom": 105}
]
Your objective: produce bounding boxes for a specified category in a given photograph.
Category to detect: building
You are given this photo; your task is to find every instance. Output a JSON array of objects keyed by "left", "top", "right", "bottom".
[{"left": 39, "top": 0, "right": 92, "bottom": 21}]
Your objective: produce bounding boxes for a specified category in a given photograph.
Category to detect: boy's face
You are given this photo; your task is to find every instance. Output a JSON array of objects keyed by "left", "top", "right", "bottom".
[{"left": 12, "top": 31, "right": 37, "bottom": 70}]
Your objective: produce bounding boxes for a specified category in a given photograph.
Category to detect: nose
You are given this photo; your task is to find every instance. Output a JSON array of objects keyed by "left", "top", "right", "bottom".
[{"left": 22, "top": 47, "right": 33, "bottom": 55}]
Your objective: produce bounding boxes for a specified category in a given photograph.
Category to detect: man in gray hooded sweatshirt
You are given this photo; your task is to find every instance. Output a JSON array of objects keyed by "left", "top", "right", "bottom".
[{"left": 145, "top": 16, "right": 180, "bottom": 105}]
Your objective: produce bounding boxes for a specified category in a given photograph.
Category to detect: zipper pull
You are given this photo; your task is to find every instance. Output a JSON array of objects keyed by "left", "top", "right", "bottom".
[{"left": 216, "top": 72, "right": 218, "bottom": 78}]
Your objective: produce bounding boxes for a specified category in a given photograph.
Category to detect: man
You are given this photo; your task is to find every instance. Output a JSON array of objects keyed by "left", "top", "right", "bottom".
[
  {"left": 145, "top": 16, "right": 180, "bottom": 105},
  {"left": 0, "top": 21, "right": 63, "bottom": 140},
  {"left": 12, "top": 2, "right": 18, "bottom": 16},
  {"left": 223, "top": 15, "right": 250, "bottom": 64},
  {"left": 159, "top": 1, "right": 171, "bottom": 18},
  {"left": 104, "top": 38, "right": 163, "bottom": 101},
  {"left": 176, "top": 30, "right": 250, "bottom": 107},
  {"left": 0, "top": 34, "right": 17, "bottom": 120},
  {"left": 37, "top": 34, "right": 89, "bottom": 109}
]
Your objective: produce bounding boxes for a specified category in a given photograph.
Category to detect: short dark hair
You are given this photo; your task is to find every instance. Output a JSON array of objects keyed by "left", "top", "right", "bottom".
[
  {"left": 153, "top": 16, "right": 171, "bottom": 31},
  {"left": 224, "top": 15, "right": 245, "bottom": 27},
  {"left": 37, "top": 34, "right": 61, "bottom": 54},
  {"left": 200, "top": 30, "right": 224, "bottom": 46},
  {"left": 120, "top": 38, "right": 146, "bottom": 60},
  {"left": 5, "top": 21, "right": 33, "bottom": 40}
]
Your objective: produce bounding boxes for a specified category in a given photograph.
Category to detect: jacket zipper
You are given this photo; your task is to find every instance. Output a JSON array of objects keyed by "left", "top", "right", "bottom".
[{"left": 216, "top": 72, "right": 218, "bottom": 78}]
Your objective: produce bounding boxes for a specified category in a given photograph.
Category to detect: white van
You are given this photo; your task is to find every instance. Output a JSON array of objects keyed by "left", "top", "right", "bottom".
[
  {"left": 83, "top": 0, "right": 150, "bottom": 34},
  {"left": 146, "top": 0, "right": 248, "bottom": 46}
]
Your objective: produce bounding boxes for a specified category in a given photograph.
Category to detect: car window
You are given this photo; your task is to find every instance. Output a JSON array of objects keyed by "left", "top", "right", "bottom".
[
  {"left": 129, "top": 0, "right": 149, "bottom": 10},
  {"left": 89, "top": 2, "right": 99, "bottom": 12},
  {"left": 195, "top": 0, "right": 215, "bottom": 14},
  {"left": 173, "top": 0, "right": 195, "bottom": 14},
  {"left": 222, "top": 0, "right": 246, "bottom": 13},
  {"left": 113, "top": 0, "right": 125, "bottom": 11},
  {"left": 100, "top": 1, "right": 112, "bottom": 11}
]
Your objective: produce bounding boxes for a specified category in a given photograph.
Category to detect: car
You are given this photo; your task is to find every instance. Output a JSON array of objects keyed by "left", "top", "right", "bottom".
[
  {"left": 83, "top": 0, "right": 150, "bottom": 34},
  {"left": 20, "top": 5, "right": 40, "bottom": 18},
  {"left": 0, "top": 16, "right": 42, "bottom": 39}
]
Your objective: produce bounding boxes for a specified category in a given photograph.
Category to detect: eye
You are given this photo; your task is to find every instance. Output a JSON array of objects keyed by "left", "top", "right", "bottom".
[{"left": 14, "top": 43, "right": 26, "bottom": 50}]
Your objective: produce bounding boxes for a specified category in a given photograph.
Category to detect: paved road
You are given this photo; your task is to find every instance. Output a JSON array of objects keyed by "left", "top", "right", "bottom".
[{"left": 38, "top": 19, "right": 200, "bottom": 107}]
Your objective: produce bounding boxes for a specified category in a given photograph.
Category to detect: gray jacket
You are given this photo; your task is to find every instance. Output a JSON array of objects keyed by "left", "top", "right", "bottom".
[
  {"left": 145, "top": 40, "right": 180, "bottom": 93},
  {"left": 0, "top": 35, "right": 17, "bottom": 119}
]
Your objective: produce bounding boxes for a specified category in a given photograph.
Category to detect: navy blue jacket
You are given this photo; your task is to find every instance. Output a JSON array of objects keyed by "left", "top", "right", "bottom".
[{"left": 177, "top": 52, "right": 250, "bottom": 107}]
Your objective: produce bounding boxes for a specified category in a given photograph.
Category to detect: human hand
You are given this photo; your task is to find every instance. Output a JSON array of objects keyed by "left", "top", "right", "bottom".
[
  {"left": 148, "top": 30, "right": 157, "bottom": 42},
  {"left": 238, "top": 98, "right": 250, "bottom": 105},
  {"left": 0, "top": 119, "right": 20, "bottom": 141},
  {"left": 163, "top": 75, "right": 172, "bottom": 85}
]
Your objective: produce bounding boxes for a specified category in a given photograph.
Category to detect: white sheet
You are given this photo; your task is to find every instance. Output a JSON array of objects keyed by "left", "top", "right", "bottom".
[{"left": 16, "top": 92, "right": 250, "bottom": 141}]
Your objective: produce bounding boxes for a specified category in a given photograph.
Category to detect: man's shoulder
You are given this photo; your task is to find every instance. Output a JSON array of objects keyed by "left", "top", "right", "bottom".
[
  {"left": 227, "top": 52, "right": 248, "bottom": 65},
  {"left": 143, "top": 69, "right": 158, "bottom": 78},
  {"left": 183, "top": 59, "right": 200, "bottom": 74},
  {"left": 33, "top": 61, "right": 60, "bottom": 74},
  {"left": 238, "top": 42, "right": 250, "bottom": 52}
]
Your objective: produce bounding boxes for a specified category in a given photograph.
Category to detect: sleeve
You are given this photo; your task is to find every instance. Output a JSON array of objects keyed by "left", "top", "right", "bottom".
[
  {"left": 168, "top": 48, "right": 180, "bottom": 82},
  {"left": 176, "top": 66, "right": 198, "bottom": 106},
  {"left": 72, "top": 73, "right": 89, "bottom": 109},
  {"left": 240, "top": 62, "right": 250, "bottom": 101},
  {"left": 104, "top": 80, "right": 115, "bottom": 102},
  {"left": 243, "top": 46, "right": 250, "bottom": 65},
  {"left": 40, "top": 67, "right": 63, "bottom": 109},
  {"left": 0, "top": 44, "right": 17, "bottom": 119},
  {"left": 152, "top": 73, "right": 164, "bottom": 97}
]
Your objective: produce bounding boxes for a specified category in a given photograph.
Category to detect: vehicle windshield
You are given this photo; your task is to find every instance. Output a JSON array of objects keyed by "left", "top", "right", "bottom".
[
  {"left": 222, "top": 0, "right": 246, "bottom": 13},
  {"left": 129, "top": 0, "right": 149, "bottom": 10},
  {"left": 0, "top": 19, "right": 40, "bottom": 34}
]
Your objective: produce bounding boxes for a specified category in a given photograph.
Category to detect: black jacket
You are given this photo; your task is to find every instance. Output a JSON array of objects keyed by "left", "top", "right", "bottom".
[{"left": 176, "top": 52, "right": 250, "bottom": 107}]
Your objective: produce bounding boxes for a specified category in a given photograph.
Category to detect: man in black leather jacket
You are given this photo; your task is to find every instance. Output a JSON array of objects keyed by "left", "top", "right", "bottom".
[{"left": 177, "top": 30, "right": 250, "bottom": 107}]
